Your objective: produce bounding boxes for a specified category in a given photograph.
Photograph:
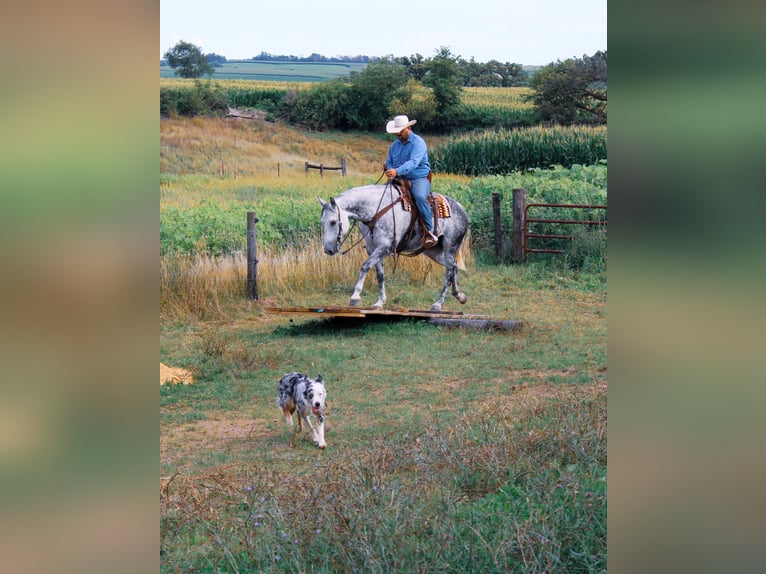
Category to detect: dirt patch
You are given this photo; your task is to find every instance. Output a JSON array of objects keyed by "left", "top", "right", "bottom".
[{"left": 161, "top": 416, "right": 272, "bottom": 468}]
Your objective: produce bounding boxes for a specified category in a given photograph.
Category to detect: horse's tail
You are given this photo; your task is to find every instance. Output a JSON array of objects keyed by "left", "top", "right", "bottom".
[{"left": 456, "top": 248, "right": 466, "bottom": 271}]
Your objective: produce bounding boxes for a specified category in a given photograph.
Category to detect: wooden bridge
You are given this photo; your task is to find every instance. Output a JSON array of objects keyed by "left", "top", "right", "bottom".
[{"left": 265, "top": 306, "right": 521, "bottom": 331}]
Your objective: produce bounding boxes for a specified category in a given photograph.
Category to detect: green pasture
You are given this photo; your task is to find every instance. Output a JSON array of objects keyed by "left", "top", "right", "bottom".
[
  {"left": 160, "top": 60, "right": 368, "bottom": 82},
  {"left": 161, "top": 261, "right": 607, "bottom": 573},
  {"left": 160, "top": 117, "right": 607, "bottom": 572},
  {"left": 160, "top": 164, "right": 607, "bottom": 261}
]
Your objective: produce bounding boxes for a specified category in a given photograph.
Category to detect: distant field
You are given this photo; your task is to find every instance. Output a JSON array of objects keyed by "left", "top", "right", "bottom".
[{"left": 160, "top": 59, "right": 368, "bottom": 82}]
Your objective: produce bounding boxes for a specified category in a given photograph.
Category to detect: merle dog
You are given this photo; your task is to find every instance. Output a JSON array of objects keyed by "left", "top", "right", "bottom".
[{"left": 277, "top": 372, "right": 327, "bottom": 449}]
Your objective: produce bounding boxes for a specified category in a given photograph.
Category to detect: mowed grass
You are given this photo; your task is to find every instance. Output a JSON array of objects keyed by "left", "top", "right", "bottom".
[{"left": 160, "top": 117, "right": 607, "bottom": 572}]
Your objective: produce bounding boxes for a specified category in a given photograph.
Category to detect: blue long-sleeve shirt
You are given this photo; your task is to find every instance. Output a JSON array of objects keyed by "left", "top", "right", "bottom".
[{"left": 385, "top": 131, "right": 431, "bottom": 180}]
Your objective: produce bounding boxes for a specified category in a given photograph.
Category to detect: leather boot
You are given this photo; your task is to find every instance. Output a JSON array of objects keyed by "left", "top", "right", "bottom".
[{"left": 423, "top": 230, "right": 438, "bottom": 249}]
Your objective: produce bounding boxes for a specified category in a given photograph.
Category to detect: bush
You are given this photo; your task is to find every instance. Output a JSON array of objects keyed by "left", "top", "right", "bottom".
[
  {"left": 160, "top": 81, "right": 229, "bottom": 117},
  {"left": 563, "top": 227, "right": 607, "bottom": 272}
]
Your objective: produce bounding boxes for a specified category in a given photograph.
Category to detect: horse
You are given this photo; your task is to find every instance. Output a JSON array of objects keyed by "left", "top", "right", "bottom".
[{"left": 319, "top": 183, "right": 469, "bottom": 312}]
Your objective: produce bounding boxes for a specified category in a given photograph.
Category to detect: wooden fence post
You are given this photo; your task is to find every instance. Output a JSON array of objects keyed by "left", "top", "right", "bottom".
[
  {"left": 247, "top": 211, "right": 259, "bottom": 300},
  {"left": 341, "top": 157, "right": 346, "bottom": 176},
  {"left": 492, "top": 192, "right": 504, "bottom": 262},
  {"left": 512, "top": 188, "right": 526, "bottom": 263}
]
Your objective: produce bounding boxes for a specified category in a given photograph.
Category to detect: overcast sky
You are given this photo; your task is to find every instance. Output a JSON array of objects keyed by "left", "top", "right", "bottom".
[{"left": 160, "top": 0, "right": 606, "bottom": 66}]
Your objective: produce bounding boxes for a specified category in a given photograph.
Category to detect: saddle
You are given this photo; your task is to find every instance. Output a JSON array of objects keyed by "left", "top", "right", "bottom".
[{"left": 391, "top": 177, "right": 451, "bottom": 251}]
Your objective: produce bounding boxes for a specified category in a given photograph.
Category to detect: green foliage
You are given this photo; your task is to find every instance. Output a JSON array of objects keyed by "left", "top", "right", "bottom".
[
  {"left": 389, "top": 79, "right": 438, "bottom": 126},
  {"left": 564, "top": 227, "right": 608, "bottom": 272},
  {"left": 422, "top": 47, "right": 465, "bottom": 129},
  {"left": 160, "top": 199, "right": 251, "bottom": 256},
  {"left": 163, "top": 41, "right": 215, "bottom": 79},
  {"left": 529, "top": 51, "right": 607, "bottom": 124},
  {"left": 285, "top": 79, "right": 351, "bottom": 131},
  {"left": 160, "top": 165, "right": 607, "bottom": 260},
  {"left": 160, "top": 191, "right": 323, "bottom": 256},
  {"left": 452, "top": 100, "right": 537, "bottom": 129},
  {"left": 462, "top": 59, "right": 527, "bottom": 87},
  {"left": 431, "top": 125, "right": 607, "bottom": 175},
  {"left": 345, "top": 61, "right": 409, "bottom": 131},
  {"left": 160, "top": 81, "right": 229, "bottom": 117},
  {"left": 438, "top": 164, "right": 607, "bottom": 257},
  {"left": 226, "top": 85, "right": 287, "bottom": 115}
]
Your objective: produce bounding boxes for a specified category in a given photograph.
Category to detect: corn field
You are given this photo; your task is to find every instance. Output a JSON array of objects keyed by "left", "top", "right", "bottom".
[{"left": 431, "top": 125, "right": 607, "bottom": 175}]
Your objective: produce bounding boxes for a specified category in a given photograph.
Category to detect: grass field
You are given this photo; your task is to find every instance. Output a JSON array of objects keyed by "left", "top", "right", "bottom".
[
  {"left": 160, "top": 60, "right": 368, "bottom": 82},
  {"left": 160, "top": 117, "right": 607, "bottom": 572}
]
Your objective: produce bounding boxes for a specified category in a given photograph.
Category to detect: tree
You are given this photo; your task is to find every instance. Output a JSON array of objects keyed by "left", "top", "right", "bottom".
[
  {"left": 389, "top": 79, "right": 437, "bottom": 127},
  {"left": 206, "top": 53, "right": 227, "bottom": 67},
  {"left": 345, "top": 61, "right": 408, "bottom": 131},
  {"left": 163, "top": 41, "right": 215, "bottom": 79},
  {"left": 529, "top": 51, "right": 607, "bottom": 124},
  {"left": 422, "top": 47, "right": 464, "bottom": 128}
]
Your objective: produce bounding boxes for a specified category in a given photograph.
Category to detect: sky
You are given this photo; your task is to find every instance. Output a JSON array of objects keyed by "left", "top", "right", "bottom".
[{"left": 160, "top": 0, "right": 606, "bottom": 66}]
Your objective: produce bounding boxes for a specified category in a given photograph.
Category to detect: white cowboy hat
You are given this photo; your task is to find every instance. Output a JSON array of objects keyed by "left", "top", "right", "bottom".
[{"left": 386, "top": 115, "right": 417, "bottom": 133}]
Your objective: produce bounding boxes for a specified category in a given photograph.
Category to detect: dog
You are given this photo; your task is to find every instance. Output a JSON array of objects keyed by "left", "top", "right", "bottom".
[{"left": 276, "top": 372, "right": 327, "bottom": 449}]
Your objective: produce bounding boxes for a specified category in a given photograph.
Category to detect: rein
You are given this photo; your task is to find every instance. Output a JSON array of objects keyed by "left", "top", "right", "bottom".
[{"left": 333, "top": 180, "right": 402, "bottom": 256}]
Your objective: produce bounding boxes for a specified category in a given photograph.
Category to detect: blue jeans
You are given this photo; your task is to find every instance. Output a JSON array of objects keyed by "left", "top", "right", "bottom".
[{"left": 409, "top": 177, "right": 433, "bottom": 232}]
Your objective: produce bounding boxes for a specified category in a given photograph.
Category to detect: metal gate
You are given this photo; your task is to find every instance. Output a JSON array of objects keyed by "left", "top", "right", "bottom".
[{"left": 523, "top": 203, "right": 607, "bottom": 256}]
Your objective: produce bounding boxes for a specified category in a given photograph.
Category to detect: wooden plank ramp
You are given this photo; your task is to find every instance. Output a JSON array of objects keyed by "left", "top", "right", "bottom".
[{"left": 264, "top": 306, "right": 522, "bottom": 331}]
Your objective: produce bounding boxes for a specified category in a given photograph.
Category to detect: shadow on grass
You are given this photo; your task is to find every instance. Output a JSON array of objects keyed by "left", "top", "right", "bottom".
[
  {"left": 273, "top": 315, "right": 526, "bottom": 337},
  {"left": 273, "top": 315, "right": 424, "bottom": 337}
]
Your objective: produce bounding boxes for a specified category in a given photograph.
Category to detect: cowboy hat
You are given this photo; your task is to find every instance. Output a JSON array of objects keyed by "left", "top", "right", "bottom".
[{"left": 386, "top": 115, "right": 417, "bottom": 133}]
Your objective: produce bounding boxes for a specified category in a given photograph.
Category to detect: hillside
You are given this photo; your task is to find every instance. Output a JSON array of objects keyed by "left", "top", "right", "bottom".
[
  {"left": 160, "top": 60, "right": 367, "bottom": 82},
  {"left": 160, "top": 116, "right": 452, "bottom": 178}
]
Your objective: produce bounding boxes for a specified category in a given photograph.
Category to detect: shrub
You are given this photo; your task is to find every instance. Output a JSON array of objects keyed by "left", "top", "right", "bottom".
[
  {"left": 160, "top": 81, "right": 229, "bottom": 117},
  {"left": 563, "top": 227, "right": 608, "bottom": 272}
]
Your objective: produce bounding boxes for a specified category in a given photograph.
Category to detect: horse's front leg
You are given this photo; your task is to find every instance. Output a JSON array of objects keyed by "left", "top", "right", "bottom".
[
  {"left": 349, "top": 246, "right": 388, "bottom": 307},
  {"left": 372, "top": 260, "right": 387, "bottom": 308}
]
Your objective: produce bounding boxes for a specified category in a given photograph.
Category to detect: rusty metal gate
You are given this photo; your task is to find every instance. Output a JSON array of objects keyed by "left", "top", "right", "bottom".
[{"left": 523, "top": 203, "right": 607, "bottom": 256}]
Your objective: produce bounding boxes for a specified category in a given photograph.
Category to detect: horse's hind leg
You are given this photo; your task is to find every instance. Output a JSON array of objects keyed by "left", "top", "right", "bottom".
[
  {"left": 430, "top": 248, "right": 467, "bottom": 312},
  {"left": 430, "top": 264, "right": 455, "bottom": 312},
  {"left": 449, "top": 247, "right": 467, "bottom": 305}
]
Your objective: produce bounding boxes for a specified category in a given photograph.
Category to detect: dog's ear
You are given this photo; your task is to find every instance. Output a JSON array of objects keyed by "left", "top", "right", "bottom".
[{"left": 316, "top": 374, "right": 322, "bottom": 383}]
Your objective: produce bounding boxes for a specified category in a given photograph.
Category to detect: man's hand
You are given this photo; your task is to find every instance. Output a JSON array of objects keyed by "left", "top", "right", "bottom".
[{"left": 385, "top": 168, "right": 397, "bottom": 179}]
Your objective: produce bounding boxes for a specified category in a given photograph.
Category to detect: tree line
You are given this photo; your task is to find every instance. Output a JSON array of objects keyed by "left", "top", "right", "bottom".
[{"left": 162, "top": 42, "right": 607, "bottom": 129}]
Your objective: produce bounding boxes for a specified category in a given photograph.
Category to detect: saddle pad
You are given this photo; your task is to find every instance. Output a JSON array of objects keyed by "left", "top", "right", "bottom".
[{"left": 401, "top": 193, "right": 452, "bottom": 218}]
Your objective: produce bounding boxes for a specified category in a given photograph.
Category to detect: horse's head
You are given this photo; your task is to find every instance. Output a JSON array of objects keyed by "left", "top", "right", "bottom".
[{"left": 318, "top": 197, "right": 350, "bottom": 255}]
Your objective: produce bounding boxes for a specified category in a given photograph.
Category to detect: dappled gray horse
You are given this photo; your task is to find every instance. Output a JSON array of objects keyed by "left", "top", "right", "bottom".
[{"left": 319, "top": 183, "right": 469, "bottom": 311}]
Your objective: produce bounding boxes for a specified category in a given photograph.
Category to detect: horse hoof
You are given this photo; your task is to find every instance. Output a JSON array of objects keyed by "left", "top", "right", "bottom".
[
  {"left": 349, "top": 298, "right": 361, "bottom": 307},
  {"left": 457, "top": 292, "right": 467, "bottom": 304},
  {"left": 430, "top": 303, "right": 442, "bottom": 312}
]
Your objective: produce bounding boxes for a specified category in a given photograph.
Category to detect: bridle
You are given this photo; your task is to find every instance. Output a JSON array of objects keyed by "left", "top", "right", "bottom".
[
  {"left": 326, "top": 180, "right": 400, "bottom": 255},
  {"left": 327, "top": 197, "right": 362, "bottom": 255}
]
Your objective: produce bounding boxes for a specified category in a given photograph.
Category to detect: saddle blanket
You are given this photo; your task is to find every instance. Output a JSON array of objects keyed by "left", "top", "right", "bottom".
[{"left": 401, "top": 193, "right": 452, "bottom": 219}]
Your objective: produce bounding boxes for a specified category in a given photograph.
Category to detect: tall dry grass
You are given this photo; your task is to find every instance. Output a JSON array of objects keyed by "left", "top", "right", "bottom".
[
  {"left": 160, "top": 116, "right": 393, "bottom": 178},
  {"left": 160, "top": 237, "right": 473, "bottom": 319}
]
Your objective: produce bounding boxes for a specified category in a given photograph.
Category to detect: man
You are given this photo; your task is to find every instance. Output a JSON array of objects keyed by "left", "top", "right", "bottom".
[{"left": 384, "top": 115, "right": 438, "bottom": 248}]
